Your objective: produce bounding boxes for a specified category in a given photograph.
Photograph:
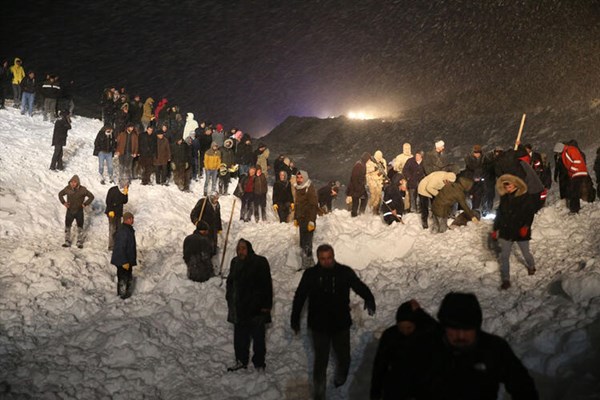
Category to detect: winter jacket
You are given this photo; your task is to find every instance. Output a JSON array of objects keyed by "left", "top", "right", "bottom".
[
  {"left": 212, "top": 129, "right": 226, "bottom": 148},
  {"left": 432, "top": 177, "right": 475, "bottom": 219},
  {"left": 226, "top": 240, "right": 273, "bottom": 324},
  {"left": 142, "top": 98, "right": 154, "bottom": 121},
  {"left": 519, "top": 160, "right": 545, "bottom": 194},
  {"left": 253, "top": 173, "right": 268, "bottom": 195},
  {"left": 51, "top": 116, "right": 71, "bottom": 147},
  {"left": 221, "top": 147, "right": 235, "bottom": 166},
  {"left": 58, "top": 175, "right": 94, "bottom": 213},
  {"left": 291, "top": 262, "right": 375, "bottom": 332},
  {"left": 20, "top": 76, "right": 36, "bottom": 93},
  {"left": 295, "top": 171, "right": 318, "bottom": 226},
  {"left": 154, "top": 136, "right": 171, "bottom": 165},
  {"left": 110, "top": 223, "right": 137, "bottom": 267},
  {"left": 129, "top": 99, "right": 143, "bottom": 124},
  {"left": 236, "top": 141, "right": 255, "bottom": 166},
  {"left": 366, "top": 151, "right": 387, "bottom": 189},
  {"left": 93, "top": 128, "right": 115, "bottom": 155},
  {"left": 381, "top": 176, "right": 406, "bottom": 223},
  {"left": 138, "top": 131, "right": 157, "bottom": 159},
  {"left": 183, "top": 113, "right": 198, "bottom": 139},
  {"left": 493, "top": 174, "right": 535, "bottom": 241},
  {"left": 392, "top": 143, "right": 412, "bottom": 172},
  {"left": 418, "top": 171, "right": 456, "bottom": 198},
  {"left": 41, "top": 79, "right": 61, "bottom": 99},
  {"left": 273, "top": 178, "right": 293, "bottom": 205},
  {"left": 402, "top": 156, "right": 426, "bottom": 190},
  {"left": 115, "top": 130, "right": 139, "bottom": 156},
  {"left": 347, "top": 153, "right": 369, "bottom": 197},
  {"left": 170, "top": 140, "right": 190, "bottom": 166},
  {"left": 423, "top": 149, "right": 447, "bottom": 175},
  {"left": 203, "top": 146, "right": 222, "bottom": 170},
  {"left": 256, "top": 147, "right": 270, "bottom": 173},
  {"left": 10, "top": 58, "right": 25, "bottom": 84},
  {"left": 415, "top": 327, "right": 539, "bottom": 400},
  {"left": 370, "top": 309, "right": 437, "bottom": 400},
  {"left": 190, "top": 198, "right": 223, "bottom": 232},
  {"left": 104, "top": 186, "right": 128, "bottom": 218},
  {"left": 183, "top": 232, "right": 214, "bottom": 282},
  {"left": 562, "top": 143, "right": 588, "bottom": 178},
  {"left": 154, "top": 98, "right": 168, "bottom": 120},
  {"left": 464, "top": 154, "right": 484, "bottom": 181},
  {"left": 198, "top": 131, "right": 214, "bottom": 154}
]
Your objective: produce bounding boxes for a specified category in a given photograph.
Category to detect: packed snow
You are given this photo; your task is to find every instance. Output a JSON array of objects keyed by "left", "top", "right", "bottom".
[{"left": 0, "top": 108, "right": 599, "bottom": 399}]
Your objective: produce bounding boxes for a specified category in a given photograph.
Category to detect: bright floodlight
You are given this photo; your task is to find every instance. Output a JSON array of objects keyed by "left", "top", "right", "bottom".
[{"left": 347, "top": 111, "right": 376, "bottom": 120}]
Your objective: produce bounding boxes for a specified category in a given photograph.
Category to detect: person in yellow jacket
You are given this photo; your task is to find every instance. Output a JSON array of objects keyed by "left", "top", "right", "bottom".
[
  {"left": 9, "top": 58, "right": 25, "bottom": 107},
  {"left": 203, "top": 142, "right": 221, "bottom": 196}
]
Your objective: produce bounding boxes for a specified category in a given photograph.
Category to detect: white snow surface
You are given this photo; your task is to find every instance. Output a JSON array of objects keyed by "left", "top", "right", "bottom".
[{"left": 1, "top": 108, "right": 599, "bottom": 399}]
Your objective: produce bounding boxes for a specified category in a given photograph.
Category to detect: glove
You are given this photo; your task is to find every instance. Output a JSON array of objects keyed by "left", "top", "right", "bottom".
[
  {"left": 122, "top": 263, "right": 130, "bottom": 271},
  {"left": 218, "top": 230, "right": 222, "bottom": 234},
  {"left": 272, "top": 204, "right": 279, "bottom": 211},
  {"left": 122, "top": 187, "right": 128, "bottom": 195},
  {"left": 346, "top": 196, "right": 352, "bottom": 205},
  {"left": 471, "top": 217, "right": 479, "bottom": 223},
  {"left": 290, "top": 203, "right": 295, "bottom": 211},
  {"left": 171, "top": 162, "right": 176, "bottom": 171},
  {"left": 294, "top": 220, "right": 299, "bottom": 227},
  {"left": 185, "top": 162, "right": 189, "bottom": 170},
  {"left": 307, "top": 221, "right": 315, "bottom": 232},
  {"left": 364, "top": 299, "right": 376, "bottom": 316},
  {"left": 108, "top": 211, "right": 115, "bottom": 218},
  {"left": 490, "top": 231, "right": 498, "bottom": 240},
  {"left": 519, "top": 226, "right": 529, "bottom": 238}
]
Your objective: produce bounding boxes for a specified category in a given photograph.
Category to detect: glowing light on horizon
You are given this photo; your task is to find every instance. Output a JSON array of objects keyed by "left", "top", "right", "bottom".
[{"left": 347, "top": 111, "right": 377, "bottom": 120}]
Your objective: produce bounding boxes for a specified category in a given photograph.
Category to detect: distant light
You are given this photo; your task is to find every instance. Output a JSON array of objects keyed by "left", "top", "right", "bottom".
[{"left": 347, "top": 111, "right": 376, "bottom": 120}]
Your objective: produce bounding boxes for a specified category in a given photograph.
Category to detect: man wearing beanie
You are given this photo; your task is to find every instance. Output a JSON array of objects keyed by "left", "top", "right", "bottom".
[
  {"left": 370, "top": 299, "right": 436, "bottom": 400},
  {"left": 423, "top": 139, "right": 447, "bottom": 175},
  {"left": 414, "top": 292, "right": 538, "bottom": 399}
]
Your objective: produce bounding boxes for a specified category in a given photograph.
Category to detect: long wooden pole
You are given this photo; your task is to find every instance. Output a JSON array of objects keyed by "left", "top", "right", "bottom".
[
  {"left": 514, "top": 113, "right": 527, "bottom": 150},
  {"left": 219, "top": 198, "right": 236, "bottom": 277}
]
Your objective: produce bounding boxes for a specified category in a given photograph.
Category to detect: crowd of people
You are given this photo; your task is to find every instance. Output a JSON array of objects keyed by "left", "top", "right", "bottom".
[{"left": 2, "top": 56, "right": 597, "bottom": 398}]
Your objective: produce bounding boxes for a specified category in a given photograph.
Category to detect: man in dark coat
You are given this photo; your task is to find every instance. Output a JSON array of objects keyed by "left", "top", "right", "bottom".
[
  {"left": 41, "top": 74, "right": 61, "bottom": 121},
  {"left": 380, "top": 174, "right": 406, "bottom": 225},
  {"left": 294, "top": 170, "right": 319, "bottom": 269},
  {"left": 370, "top": 300, "right": 436, "bottom": 400},
  {"left": 226, "top": 239, "right": 273, "bottom": 371},
  {"left": 171, "top": 135, "right": 192, "bottom": 191},
  {"left": 402, "top": 152, "right": 426, "bottom": 213},
  {"left": 50, "top": 110, "right": 72, "bottom": 171},
  {"left": 110, "top": 212, "right": 137, "bottom": 299},
  {"left": 463, "top": 144, "right": 485, "bottom": 211},
  {"left": 58, "top": 174, "right": 94, "bottom": 248},
  {"left": 414, "top": 292, "right": 538, "bottom": 399},
  {"left": 317, "top": 181, "right": 340, "bottom": 214},
  {"left": 190, "top": 192, "right": 223, "bottom": 255},
  {"left": 183, "top": 221, "right": 214, "bottom": 282},
  {"left": 291, "top": 244, "right": 376, "bottom": 399},
  {"left": 93, "top": 125, "right": 116, "bottom": 184},
  {"left": 235, "top": 133, "right": 255, "bottom": 177},
  {"left": 137, "top": 125, "right": 157, "bottom": 185},
  {"left": 273, "top": 170, "right": 294, "bottom": 222},
  {"left": 492, "top": 174, "right": 536, "bottom": 290},
  {"left": 105, "top": 181, "right": 129, "bottom": 250},
  {"left": 347, "top": 152, "right": 370, "bottom": 217}
]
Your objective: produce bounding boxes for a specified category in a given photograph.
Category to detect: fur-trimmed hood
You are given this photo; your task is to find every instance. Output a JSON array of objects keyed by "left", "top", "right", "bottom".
[{"left": 496, "top": 174, "right": 527, "bottom": 196}]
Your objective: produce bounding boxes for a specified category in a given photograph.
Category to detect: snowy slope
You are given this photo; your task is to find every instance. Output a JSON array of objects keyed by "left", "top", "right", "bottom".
[{"left": 0, "top": 108, "right": 599, "bottom": 399}]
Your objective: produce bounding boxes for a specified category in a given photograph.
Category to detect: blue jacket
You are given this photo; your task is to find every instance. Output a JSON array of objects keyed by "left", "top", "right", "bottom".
[{"left": 111, "top": 224, "right": 137, "bottom": 267}]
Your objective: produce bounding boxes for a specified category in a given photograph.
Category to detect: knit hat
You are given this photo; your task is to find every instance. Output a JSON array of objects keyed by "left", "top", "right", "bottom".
[
  {"left": 553, "top": 142, "right": 565, "bottom": 153},
  {"left": 395, "top": 301, "right": 416, "bottom": 322},
  {"left": 437, "top": 292, "right": 482, "bottom": 330},
  {"left": 435, "top": 140, "right": 445, "bottom": 149},
  {"left": 122, "top": 212, "right": 134, "bottom": 221}
]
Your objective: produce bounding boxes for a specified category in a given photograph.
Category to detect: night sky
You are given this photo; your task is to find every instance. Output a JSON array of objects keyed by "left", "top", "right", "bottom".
[{"left": 3, "top": 0, "right": 599, "bottom": 135}]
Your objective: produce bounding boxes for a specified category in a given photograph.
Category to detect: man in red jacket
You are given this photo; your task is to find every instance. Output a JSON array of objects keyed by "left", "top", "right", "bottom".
[{"left": 561, "top": 139, "right": 589, "bottom": 213}]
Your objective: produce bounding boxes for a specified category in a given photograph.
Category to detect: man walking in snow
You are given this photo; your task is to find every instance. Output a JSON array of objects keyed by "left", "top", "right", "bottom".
[
  {"left": 105, "top": 180, "right": 129, "bottom": 251},
  {"left": 50, "top": 110, "right": 72, "bottom": 171},
  {"left": 111, "top": 212, "right": 137, "bottom": 299},
  {"left": 291, "top": 244, "right": 376, "bottom": 399},
  {"left": 294, "top": 170, "right": 319, "bottom": 269},
  {"left": 226, "top": 239, "right": 273, "bottom": 372},
  {"left": 58, "top": 175, "right": 94, "bottom": 248}
]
